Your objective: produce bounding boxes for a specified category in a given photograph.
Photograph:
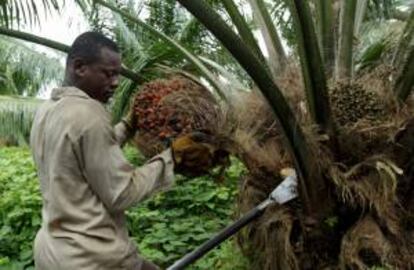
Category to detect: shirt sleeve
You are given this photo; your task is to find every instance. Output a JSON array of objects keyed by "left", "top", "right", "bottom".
[
  {"left": 113, "top": 121, "right": 132, "bottom": 146},
  {"left": 79, "top": 118, "right": 174, "bottom": 213}
]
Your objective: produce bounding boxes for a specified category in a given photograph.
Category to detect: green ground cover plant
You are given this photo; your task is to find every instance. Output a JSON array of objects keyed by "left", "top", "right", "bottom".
[{"left": 0, "top": 146, "right": 249, "bottom": 270}]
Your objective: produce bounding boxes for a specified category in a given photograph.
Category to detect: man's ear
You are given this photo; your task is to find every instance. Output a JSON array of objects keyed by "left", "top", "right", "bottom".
[{"left": 73, "top": 58, "right": 88, "bottom": 77}]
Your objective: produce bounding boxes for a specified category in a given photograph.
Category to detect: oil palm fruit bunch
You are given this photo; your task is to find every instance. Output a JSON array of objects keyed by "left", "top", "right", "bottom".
[
  {"left": 132, "top": 75, "right": 219, "bottom": 158},
  {"left": 330, "top": 82, "right": 387, "bottom": 126}
]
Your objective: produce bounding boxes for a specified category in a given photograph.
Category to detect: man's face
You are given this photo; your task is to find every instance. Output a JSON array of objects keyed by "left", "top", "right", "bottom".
[{"left": 73, "top": 47, "right": 122, "bottom": 103}]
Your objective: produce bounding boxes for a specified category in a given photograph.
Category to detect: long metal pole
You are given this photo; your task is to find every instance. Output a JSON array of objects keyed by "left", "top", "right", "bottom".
[{"left": 167, "top": 201, "right": 271, "bottom": 270}]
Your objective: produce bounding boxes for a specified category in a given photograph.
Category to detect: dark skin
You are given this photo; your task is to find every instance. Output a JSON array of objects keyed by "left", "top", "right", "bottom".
[{"left": 63, "top": 47, "right": 122, "bottom": 103}]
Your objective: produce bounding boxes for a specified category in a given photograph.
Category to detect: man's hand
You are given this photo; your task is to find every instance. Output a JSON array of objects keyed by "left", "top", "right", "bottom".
[{"left": 171, "top": 132, "right": 222, "bottom": 177}]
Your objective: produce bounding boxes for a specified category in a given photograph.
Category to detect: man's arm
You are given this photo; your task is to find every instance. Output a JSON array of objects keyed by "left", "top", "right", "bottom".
[
  {"left": 114, "top": 121, "right": 133, "bottom": 146},
  {"left": 79, "top": 118, "right": 174, "bottom": 213},
  {"left": 114, "top": 104, "right": 137, "bottom": 146}
]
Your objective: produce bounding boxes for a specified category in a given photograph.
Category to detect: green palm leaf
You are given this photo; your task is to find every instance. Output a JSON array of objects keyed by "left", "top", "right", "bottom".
[
  {"left": 0, "top": 37, "right": 64, "bottom": 96},
  {"left": 248, "top": 0, "right": 286, "bottom": 76},
  {"left": 221, "top": 0, "right": 265, "bottom": 63},
  {"left": 0, "top": 0, "right": 64, "bottom": 27},
  {"left": 287, "top": 0, "right": 334, "bottom": 136},
  {"left": 0, "top": 27, "right": 144, "bottom": 83},
  {"left": 94, "top": 0, "right": 228, "bottom": 100},
  {"left": 0, "top": 95, "right": 42, "bottom": 146}
]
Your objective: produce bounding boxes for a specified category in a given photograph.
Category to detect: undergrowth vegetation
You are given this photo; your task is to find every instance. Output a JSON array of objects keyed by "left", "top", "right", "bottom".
[{"left": 0, "top": 146, "right": 249, "bottom": 270}]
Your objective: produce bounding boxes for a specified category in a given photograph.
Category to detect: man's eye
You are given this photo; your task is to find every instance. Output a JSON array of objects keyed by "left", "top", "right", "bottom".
[{"left": 107, "top": 70, "right": 120, "bottom": 77}]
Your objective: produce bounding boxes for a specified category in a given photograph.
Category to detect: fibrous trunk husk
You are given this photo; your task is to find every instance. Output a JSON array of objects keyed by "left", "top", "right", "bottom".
[
  {"left": 131, "top": 66, "right": 414, "bottom": 268},
  {"left": 232, "top": 65, "right": 414, "bottom": 269},
  {"left": 237, "top": 173, "right": 299, "bottom": 270}
]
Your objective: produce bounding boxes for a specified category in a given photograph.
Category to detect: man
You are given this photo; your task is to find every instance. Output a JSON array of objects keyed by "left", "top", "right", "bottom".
[{"left": 30, "top": 32, "right": 215, "bottom": 269}]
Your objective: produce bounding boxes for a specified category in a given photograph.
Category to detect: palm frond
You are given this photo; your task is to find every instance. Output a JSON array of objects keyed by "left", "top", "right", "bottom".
[
  {"left": 0, "top": 0, "right": 64, "bottom": 28},
  {"left": 366, "top": 0, "right": 399, "bottom": 20},
  {"left": 111, "top": 78, "right": 138, "bottom": 123},
  {"left": 199, "top": 56, "right": 248, "bottom": 92},
  {"left": 113, "top": 10, "right": 143, "bottom": 52},
  {"left": 287, "top": 0, "right": 335, "bottom": 136},
  {"left": 393, "top": 8, "right": 414, "bottom": 67},
  {"left": 315, "top": 0, "right": 336, "bottom": 74},
  {"left": 248, "top": 0, "right": 287, "bottom": 76},
  {"left": 355, "top": 20, "right": 401, "bottom": 71},
  {"left": 145, "top": 0, "right": 182, "bottom": 37},
  {"left": 269, "top": 0, "right": 295, "bottom": 49},
  {"left": 336, "top": 0, "right": 358, "bottom": 80},
  {"left": 0, "top": 95, "right": 42, "bottom": 146},
  {"left": 0, "top": 37, "right": 64, "bottom": 96},
  {"left": 0, "top": 27, "right": 144, "bottom": 83},
  {"left": 95, "top": 0, "right": 228, "bottom": 100},
  {"left": 221, "top": 0, "right": 265, "bottom": 63},
  {"left": 395, "top": 45, "right": 414, "bottom": 102},
  {"left": 355, "top": 0, "right": 369, "bottom": 36},
  {"left": 356, "top": 39, "right": 390, "bottom": 71}
]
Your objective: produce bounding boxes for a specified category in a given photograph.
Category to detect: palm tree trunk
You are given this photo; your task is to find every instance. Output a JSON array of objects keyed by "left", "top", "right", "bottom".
[
  {"left": 288, "top": 0, "right": 335, "bottom": 138},
  {"left": 315, "top": 0, "right": 335, "bottom": 75},
  {"left": 248, "top": 0, "right": 287, "bottom": 77},
  {"left": 395, "top": 46, "right": 414, "bottom": 102},
  {"left": 336, "top": 0, "right": 357, "bottom": 80},
  {"left": 393, "top": 9, "right": 414, "bottom": 68},
  {"left": 177, "top": 0, "right": 329, "bottom": 217},
  {"left": 0, "top": 27, "right": 144, "bottom": 83}
]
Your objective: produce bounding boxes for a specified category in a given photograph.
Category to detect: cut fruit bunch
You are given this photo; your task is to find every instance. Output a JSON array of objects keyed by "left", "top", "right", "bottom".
[{"left": 132, "top": 75, "right": 219, "bottom": 157}]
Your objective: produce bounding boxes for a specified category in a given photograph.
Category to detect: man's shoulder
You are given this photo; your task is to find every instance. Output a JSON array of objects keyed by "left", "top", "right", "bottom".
[
  {"left": 35, "top": 88, "right": 110, "bottom": 132},
  {"left": 60, "top": 95, "right": 104, "bottom": 117},
  {"left": 59, "top": 98, "right": 110, "bottom": 132},
  {"left": 48, "top": 87, "right": 104, "bottom": 115}
]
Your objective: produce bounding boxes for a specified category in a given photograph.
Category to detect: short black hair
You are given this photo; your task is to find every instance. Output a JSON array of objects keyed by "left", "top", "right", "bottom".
[{"left": 66, "top": 31, "right": 119, "bottom": 65}]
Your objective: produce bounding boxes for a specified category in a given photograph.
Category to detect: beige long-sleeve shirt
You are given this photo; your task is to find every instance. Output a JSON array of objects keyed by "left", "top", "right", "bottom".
[{"left": 30, "top": 87, "right": 174, "bottom": 270}]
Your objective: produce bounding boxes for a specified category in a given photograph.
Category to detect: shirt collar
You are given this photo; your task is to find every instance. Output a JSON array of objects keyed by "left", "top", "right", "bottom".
[{"left": 51, "top": 87, "right": 91, "bottom": 101}]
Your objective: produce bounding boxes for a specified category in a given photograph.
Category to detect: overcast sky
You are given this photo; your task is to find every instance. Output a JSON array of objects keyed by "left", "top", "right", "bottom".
[
  {"left": 22, "top": 2, "right": 89, "bottom": 98},
  {"left": 29, "top": 1, "right": 88, "bottom": 48}
]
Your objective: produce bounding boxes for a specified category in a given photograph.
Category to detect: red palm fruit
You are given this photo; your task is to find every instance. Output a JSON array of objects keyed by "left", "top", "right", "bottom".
[{"left": 132, "top": 75, "right": 217, "bottom": 157}]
